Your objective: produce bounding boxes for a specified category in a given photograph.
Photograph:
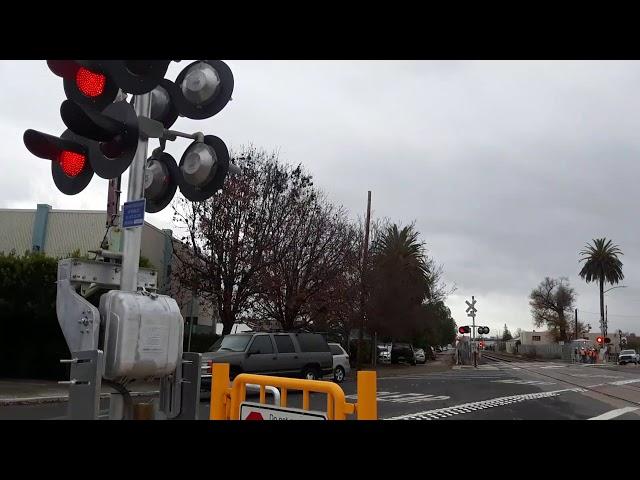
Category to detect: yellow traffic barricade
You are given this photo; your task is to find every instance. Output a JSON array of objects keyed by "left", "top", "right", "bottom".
[{"left": 209, "top": 363, "right": 377, "bottom": 420}]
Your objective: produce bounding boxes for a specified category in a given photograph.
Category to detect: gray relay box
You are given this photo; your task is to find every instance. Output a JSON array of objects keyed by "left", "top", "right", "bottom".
[{"left": 99, "top": 290, "right": 184, "bottom": 380}]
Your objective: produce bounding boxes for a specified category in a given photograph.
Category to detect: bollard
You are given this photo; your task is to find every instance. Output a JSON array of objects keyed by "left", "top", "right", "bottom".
[
  {"left": 210, "top": 363, "right": 230, "bottom": 420},
  {"left": 356, "top": 370, "right": 377, "bottom": 420},
  {"left": 132, "top": 402, "right": 154, "bottom": 420}
]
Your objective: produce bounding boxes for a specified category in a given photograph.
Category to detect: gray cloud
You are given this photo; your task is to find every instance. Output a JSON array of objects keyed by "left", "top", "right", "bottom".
[{"left": 2, "top": 60, "right": 640, "bottom": 335}]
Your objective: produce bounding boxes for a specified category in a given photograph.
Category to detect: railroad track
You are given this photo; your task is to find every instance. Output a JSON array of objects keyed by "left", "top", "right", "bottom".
[
  {"left": 480, "top": 351, "right": 640, "bottom": 408},
  {"left": 481, "top": 351, "right": 545, "bottom": 363}
]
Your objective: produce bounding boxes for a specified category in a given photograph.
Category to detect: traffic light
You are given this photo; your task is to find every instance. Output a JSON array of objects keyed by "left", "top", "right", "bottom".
[
  {"left": 60, "top": 99, "right": 139, "bottom": 179},
  {"left": 23, "top": 129, "right": 94, "bottom": 195},
  {"left": 47, "top": 61, "right": 121, "bottom": 111},
  {"left": 162, "top": 60, "right": 234, "bottom": 120},
  {"left": 47, "top": 60, "right": 172, "bottom": 109},
  {"left": 478, "top": 326, "right": 490, "bottom": 335},
  {"left": 596, "top": 336, "right": 603, "bottom": 344},
  {"left": 177, "top": 135, "right": 230, "bottom": 202},
  {"left": 25, "top": 60, "right": 236, "bottom": 205},
  {"left": 98, "top": 61, "right": 172, "bottom": 95},
  {"left": 144, "top": 152, "right": 180, "bottom": 213},
  {"left": 459, "top": 326, "right": 471, "bottom": 334},
  {"left": 142, "top": 61, "right": 236, "bottom": 213}
]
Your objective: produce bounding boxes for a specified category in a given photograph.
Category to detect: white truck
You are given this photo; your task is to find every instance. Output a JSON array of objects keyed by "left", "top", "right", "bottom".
[{"left": 618, "top": 349, "right": 640, "bottom": 365}]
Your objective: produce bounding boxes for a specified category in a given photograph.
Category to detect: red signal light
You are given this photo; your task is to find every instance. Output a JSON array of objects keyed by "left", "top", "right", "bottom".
[
  {"left": 58, "top": 150, "right": 86, "bottom": 177},
  {"left": 596, "top": 336, "right": 603, "bottom": 344},
  {"left": 459, "top": 327, "right": 465, "bottom": 334},
  {"left": 75, "top": 67, "right": 106, "bottom": 98}
]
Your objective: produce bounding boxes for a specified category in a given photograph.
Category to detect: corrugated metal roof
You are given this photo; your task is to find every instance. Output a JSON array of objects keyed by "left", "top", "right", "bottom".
[
  {"left": 0, "top": 210, "right": 34, "bottom": 255},
  {"left": 44, "top": 211, "right": 105, "bottom": 259}
]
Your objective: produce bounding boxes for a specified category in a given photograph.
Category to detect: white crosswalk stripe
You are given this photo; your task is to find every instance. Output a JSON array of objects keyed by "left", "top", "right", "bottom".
[
  {"left": 385, "top": 387, "right": 586, "bottom": 420},
  {"left": 345, "top": 391, "right": 450, "bottom": 404},
  {"left": 492, "top": 379, "right": 556, "bottom": 385}
]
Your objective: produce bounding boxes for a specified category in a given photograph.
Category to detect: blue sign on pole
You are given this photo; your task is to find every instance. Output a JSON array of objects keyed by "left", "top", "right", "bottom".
[{"left": 122, "top": 199, "right": 146, "bottom": 228}]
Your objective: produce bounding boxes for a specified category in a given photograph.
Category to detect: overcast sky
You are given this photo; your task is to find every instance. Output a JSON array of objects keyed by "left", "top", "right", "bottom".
[{"left": 3, "top": 60, "right": 640, "bottom": 336}]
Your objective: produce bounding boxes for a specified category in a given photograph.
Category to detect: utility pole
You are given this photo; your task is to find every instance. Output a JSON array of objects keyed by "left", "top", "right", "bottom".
[
  {"left": 358, "top": 191, "right": 371, "bottom": 371},
  {"left": 575, "top": 308, "right": 578, "bottom": 340}
]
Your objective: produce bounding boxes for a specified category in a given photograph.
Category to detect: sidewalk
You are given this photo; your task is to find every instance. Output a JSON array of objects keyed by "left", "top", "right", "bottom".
[{"left": 0, "top": 379, "right": 160, "bottom": 406}]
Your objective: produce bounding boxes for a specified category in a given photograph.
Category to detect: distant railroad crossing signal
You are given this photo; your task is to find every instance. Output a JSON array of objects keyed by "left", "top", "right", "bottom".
[
  {"left": 459, "top": 326, "right": 471, "bottom": 334},
  {"left": 478, "top": 326, "right": 490, "bottom": 335}
]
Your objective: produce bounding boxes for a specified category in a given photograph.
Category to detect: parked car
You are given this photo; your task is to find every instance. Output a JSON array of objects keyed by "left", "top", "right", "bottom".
[
  {"left": 435, "top": 346, "right": 443, "bottom": 353},
  {"left": 328, "top": 343, "right": 350, "bottom": 383},
  {"left": 414, "top": 348, "right": 426, "bottom": 364},
  {"left": 200, "top": 332, "right": 333, "bottom": 392},
  {"left": 378, "top": 349, "right": 391, "bottom": 362},
  {"left": 391, "top": 343, "right": 416, "bottom": 365},
  {"left": 618, "top": 349, "right": 640, "bottom": 365}
]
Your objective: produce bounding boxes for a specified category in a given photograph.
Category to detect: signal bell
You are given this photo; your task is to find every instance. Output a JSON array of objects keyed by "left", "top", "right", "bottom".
[{"left": 23, "top": 129, "right": 94, "bottom": 195}]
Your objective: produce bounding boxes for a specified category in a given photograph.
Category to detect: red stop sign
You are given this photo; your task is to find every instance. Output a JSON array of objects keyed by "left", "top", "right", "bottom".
[{"left": 245, "top": 411, "right": 264, "bottom": 420}]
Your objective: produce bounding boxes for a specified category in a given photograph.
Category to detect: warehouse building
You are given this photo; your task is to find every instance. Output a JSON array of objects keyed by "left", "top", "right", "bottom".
[{"left": 0, "top": 204, "right": 219, "bottom": 334}]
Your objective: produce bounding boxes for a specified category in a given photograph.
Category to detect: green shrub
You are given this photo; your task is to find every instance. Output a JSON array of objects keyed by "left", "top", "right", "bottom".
[{"left": 0, "top": 251, "right": 69, "bottom": 379}]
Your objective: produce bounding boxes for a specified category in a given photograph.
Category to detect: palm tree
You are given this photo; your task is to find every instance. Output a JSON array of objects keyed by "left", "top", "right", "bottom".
[
  {"left": 578, "top": 238, "right": 624, "bottom": 339},
  {"left": 373, "top": 223, "right": 430, "bottom": 290}
]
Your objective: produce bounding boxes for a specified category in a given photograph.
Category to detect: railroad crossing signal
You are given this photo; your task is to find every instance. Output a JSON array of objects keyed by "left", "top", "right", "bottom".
[
  {"left": 466, "top": 296, "right": 477, "bottom": 317},
  {"left": 459, "top": 326, "right": 471, "bottom": 334},
  {"left": 24, "top": 60, "right": 236, "bottom": 208},
  {"left": 478, "top": 326, "right": 490, "bottom": 335},
  {"left": 596, "top": 336, "right": 603, "bottom": 345}
]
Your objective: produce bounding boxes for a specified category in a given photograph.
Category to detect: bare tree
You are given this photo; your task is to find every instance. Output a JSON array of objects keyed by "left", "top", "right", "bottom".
[
  {"left": 251, "top": 188, "right": 360, "bottom": 331},
  {"left": 529, "top": 277, "right": 577, "bottom": 342},
  {"left": 171, "top": 146, "right": 314, "bottom": 335}
]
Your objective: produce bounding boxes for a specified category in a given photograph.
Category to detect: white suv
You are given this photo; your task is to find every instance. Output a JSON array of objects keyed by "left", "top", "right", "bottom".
[
  {"left": 619, "top": 349, "right": 640, "bottom": 365},
  {"left": 328, "top": 343, "right": 351, "bottom": 383}
]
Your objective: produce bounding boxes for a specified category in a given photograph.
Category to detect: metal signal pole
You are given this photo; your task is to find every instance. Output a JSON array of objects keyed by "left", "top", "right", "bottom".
[
  {"left": 358, "top": 191, "right": 371, "bottom": 371},
  {"left": 120, "top": 93, "right": 152, "bottom": 292}
]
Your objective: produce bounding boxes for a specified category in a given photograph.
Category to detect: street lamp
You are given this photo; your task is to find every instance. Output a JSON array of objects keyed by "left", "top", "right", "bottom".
[{"left": 603, "top": 285, "right": 628, "bottom": 357}]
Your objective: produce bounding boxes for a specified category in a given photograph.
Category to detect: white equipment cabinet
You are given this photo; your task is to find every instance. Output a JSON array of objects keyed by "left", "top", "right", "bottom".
[{"left": 99, "top": 290, "right": 184, "bottom": 380}]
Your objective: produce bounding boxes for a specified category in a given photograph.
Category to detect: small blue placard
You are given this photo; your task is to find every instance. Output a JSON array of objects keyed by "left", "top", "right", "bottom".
[{"left": 122, "top": 199, "right": 146, "bottom": 228}]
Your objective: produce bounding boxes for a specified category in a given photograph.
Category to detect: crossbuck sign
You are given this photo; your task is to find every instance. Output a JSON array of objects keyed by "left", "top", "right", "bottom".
[{"left": 466, "top": 296, "right": 477, "bottom": 318}]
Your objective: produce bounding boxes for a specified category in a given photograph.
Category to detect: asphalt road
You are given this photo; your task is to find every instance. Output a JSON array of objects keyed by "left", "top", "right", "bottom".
[{"left": 4, "top": 353, "right": 640, "bottom": 420}]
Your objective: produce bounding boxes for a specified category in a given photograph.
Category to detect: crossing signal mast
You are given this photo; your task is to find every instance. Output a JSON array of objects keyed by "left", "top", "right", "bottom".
[{"left": 23, "top": 60, "right": 239, "bottom": 420}]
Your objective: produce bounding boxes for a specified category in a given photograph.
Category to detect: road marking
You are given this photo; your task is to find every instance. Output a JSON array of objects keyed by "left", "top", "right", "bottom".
[
  {"left": 609, "top": 378, "right": 640, "bottom": 386},
  {"left": 588, "top": 407, "right": 639, "bottom": 420},
  {"left": 385, "top": 387, "right": 586, "bottom": 420},
  {"left": 492, "top": 379, "right": 556, "bottom": 385},
  {"left": 346, "top": 391, "right": 450, "bottom": 403}
]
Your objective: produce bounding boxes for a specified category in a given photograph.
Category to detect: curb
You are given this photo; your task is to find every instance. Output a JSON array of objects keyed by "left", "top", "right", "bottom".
[{"left": 0, "top": 390, "right": 160, "bottom": 406}]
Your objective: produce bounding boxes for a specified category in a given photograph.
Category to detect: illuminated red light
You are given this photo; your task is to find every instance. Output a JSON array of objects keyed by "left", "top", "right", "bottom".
[
  {"left": 58, "top": 150, "right": 86, "bottom": 177},
  {"left": 75, "top": 67, "right": 106, "bottom": 97}
]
